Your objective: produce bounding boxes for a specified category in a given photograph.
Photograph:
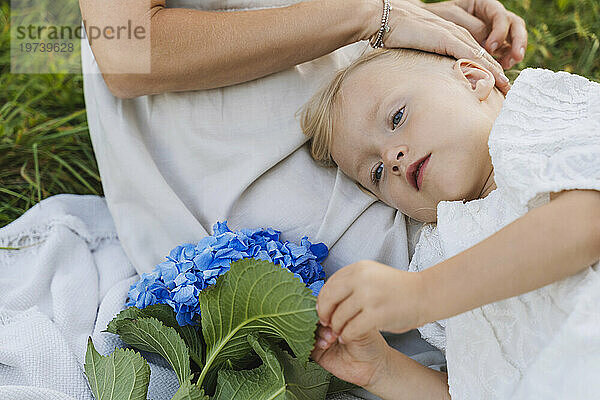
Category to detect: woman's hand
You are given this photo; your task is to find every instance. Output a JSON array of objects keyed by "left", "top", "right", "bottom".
[
  {"left": 422, "top": 0, "right": 528, "bottom": 70},
  {"left": 361, "top": 0, "right": 513, "bottom": 94},
  {"left": 315, "top": 260, "right": 424, "bottom": 344},
  {"left": 311, "top": 324, "right": 391, "bottom": 388}
]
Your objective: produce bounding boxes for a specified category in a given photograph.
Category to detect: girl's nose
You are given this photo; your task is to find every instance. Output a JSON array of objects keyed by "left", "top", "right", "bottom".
[{"left": 383, "top": 146, "right": 408, "bottom": 176}]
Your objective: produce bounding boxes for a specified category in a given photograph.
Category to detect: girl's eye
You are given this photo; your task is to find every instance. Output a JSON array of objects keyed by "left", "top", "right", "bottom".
[
  {"left": 392, "top": 106, "right": 406, "bottom": 130},
  {"left": 371, "top": 162, "right": 384, "bottom": 185}
]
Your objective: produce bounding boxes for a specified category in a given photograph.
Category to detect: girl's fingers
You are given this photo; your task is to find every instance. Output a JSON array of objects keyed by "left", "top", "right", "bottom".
[
  {"left": 314, "top": 325, "right": 333, "bottom": 353},
  {"left": 316, "top": 324, "right": 337, "bottom": 346},
  {"left": 339, "top": 312, "right": 371, "bottom": 345},
  {"left": 311, "top": 343, "right": 326, "bottom": 362},
  {"left": 316, "top": 278, "right": 352, "bottom": 327},
  {"left": 315, "top": 337, "right": 331, "bottom": 350},
  {"left": 329, "top": 296, "right": 362, "bottom": 336}
]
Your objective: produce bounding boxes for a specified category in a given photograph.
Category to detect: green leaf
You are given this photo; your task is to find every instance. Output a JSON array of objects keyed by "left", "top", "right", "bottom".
[
  {"left": 107, "top": 304, "right": 204, "bottom": 368},
  {"left": 213, "top": 334, "right": 286, "bottom": 400},
  {"left": 106, "top": 316, "right": 191, "bottom": 385},
  {"left": 326, "top": 375, "right": 362, "bottom": 395},
  {"left": 197, "top": 259, "right": 319, "bottom": 388},
  {"left": 84, "top": 337, "right": 150, "bottom": 400},
  {"left": 171, "top": 380, "right": 210, "bottom": 400},
  {"left": 213, "top": 334, "right": 330, "bottom": 400},
  {"left": 274, "top": 340, "right": 331, "bottom": 399}
]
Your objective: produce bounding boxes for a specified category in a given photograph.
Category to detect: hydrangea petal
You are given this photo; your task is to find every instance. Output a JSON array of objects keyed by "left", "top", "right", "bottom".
[
  {"left": 212, "top": 221, "right": 231, "bottom": 235},
  {"left": 309, "top": 242, "right": 329, "bottom": 263},
  {"left": 308, "top": 280, "right": 325, "bottom": 297},
  {"left": 193, "top": 250, "right": 213, "bottom": 270},
  {"left": 196, "top": 236, "right": 217, "bottom": 250}
]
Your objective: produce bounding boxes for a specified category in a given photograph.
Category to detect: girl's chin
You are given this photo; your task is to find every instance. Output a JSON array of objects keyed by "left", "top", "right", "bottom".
[{"left": 435, "top": 185, "right": 474, "bottom": 203}]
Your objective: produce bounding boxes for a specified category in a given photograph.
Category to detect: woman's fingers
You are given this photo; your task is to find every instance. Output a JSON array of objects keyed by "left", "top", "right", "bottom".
[
  {"left": 492, "top": 42, "right": 513, "bottom": 69},
  {"left": 490, "top": 14, "right": 527, "bottom": 69},
  {"left": 424, "top": 2, "right": 489, "bottom": 45},
  {"left": 445, "top": 24, "right": 511, "bottom": 94},
  {"left": 507, "top": 12, "right": 527, "bottom": 64},
  {"left": 474, "top": 50, "right": 511, "bottom": 95},
  {"left": 384, "top": 2, "right": 511, "bottom": 94},
  {"left": 478, "top": 1, "right": 510, "bottom": 53},
  {"left": 453, "top": 0, "right": 527, "bottom": 69}
]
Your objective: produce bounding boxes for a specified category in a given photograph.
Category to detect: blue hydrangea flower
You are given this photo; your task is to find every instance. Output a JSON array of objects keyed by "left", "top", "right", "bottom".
[{"left": 126, "top": 221, "right": 328, "bottom": 326}]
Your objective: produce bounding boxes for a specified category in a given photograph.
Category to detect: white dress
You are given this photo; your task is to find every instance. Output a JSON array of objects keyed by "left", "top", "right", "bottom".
[
  {"left": 408, "top": 68, "right": 600, "bottom": 399},
  {"left": 80, "top": 1, "right": 444, "bottom": 398}
]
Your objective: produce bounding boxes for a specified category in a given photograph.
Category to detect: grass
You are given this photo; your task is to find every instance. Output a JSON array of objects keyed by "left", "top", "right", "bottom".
[
  {"left": 0, "top": 1, "right": 101, "bottom": 227},
  {"left": 0, "top": 0, "right": 599, "bottom": 227}
]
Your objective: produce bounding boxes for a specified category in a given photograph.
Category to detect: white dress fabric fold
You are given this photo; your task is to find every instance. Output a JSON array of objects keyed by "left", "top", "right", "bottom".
[{"left": 408, "top": 68, "right": 600, "bottom": 399}]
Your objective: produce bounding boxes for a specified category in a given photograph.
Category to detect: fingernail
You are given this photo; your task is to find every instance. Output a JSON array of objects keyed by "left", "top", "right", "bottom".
[
  {"left": 489, "top": 42, "right": 498, "bottom": 52},
  {"left": 519, "top": 47, "right": 525, "bottom": 58},
  {"left": 509, "top": 58, "right": 515, "bottom": 68},
  {"left": 317, "top": 339, "right": 328, "bottom": 349},
  {"left": 500, "top": 74, "right": 509, "bottom": 83},
  {"left": 324, "top": 330, "right": 333, "bottom": 342}
]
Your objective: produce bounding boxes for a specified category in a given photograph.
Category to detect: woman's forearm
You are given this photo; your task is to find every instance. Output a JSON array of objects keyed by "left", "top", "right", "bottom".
[
  {"left": 419, "top": 189, "right": 600, "bottom": 326},
  {"left": 79, "top": 0, "right": 380, "bottom": 98},
  {"left": 365, "top": 346, "right": 450, "bottom": 400}
]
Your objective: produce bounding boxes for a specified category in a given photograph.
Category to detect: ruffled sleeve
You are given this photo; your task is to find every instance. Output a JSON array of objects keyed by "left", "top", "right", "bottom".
[{"left": 488, "top": 68, "right": 600, "bottom": 211}]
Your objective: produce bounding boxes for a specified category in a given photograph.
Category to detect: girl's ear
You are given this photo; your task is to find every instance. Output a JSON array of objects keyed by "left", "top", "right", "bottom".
[{"left": 453, "top": 59, "right": 495, "bottom": 102}]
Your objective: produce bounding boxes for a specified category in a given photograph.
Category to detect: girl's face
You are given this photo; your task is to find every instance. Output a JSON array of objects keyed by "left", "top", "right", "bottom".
[{"left": 330, "top": 57, "right": 504, "bottom": 222}]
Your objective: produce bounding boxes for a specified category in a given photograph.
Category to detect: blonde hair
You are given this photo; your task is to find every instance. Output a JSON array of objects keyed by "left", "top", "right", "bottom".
[{"left": 295, "top": 47, "right": 450, "bottom": 201}]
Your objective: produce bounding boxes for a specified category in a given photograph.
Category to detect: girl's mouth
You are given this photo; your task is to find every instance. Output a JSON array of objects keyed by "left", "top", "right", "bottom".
[{"left": 407, "top": 153, "right": 431, "bottom": 191}]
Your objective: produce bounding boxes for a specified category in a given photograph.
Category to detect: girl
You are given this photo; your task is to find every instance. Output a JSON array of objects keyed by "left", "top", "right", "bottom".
[{"left": 298, "top": 47, "right": 600, "bottom": 399}]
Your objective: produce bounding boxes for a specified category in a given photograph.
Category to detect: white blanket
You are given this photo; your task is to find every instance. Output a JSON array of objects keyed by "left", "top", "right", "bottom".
[{"left": 0, "top": 194, "right": 182, "bottom": 400}]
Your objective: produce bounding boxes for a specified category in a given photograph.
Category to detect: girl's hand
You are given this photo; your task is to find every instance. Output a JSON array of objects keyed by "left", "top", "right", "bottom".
[
  {"left": 361, "top": 0, "right": 512, "bottom": 94},
  {"left": 422, "top": 0, "right": 527, "bottom": 69},
  {"left": 316, "top": 260, "right": 424, "bottom": 343},
  {"left": 311, "top": 324, "right": 391, "bottom": 388}
]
